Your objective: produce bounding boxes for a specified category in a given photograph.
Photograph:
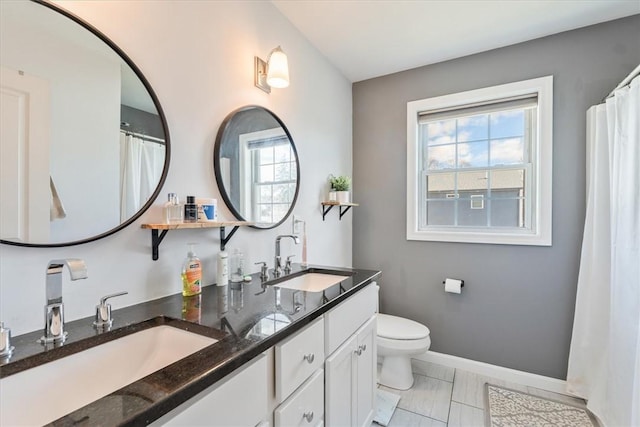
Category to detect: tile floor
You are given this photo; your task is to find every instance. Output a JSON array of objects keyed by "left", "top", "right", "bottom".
[{"left": 373, "top": 359, "right": 589, "bottom": 427}]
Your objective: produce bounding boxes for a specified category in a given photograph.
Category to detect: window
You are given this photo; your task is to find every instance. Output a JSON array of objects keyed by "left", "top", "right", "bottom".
[
  {"left": 407, "top": 76, "right": 553, "bottom": 245},
  {"left": 239, "top": 128, "right": 297, "bottom": 225}
]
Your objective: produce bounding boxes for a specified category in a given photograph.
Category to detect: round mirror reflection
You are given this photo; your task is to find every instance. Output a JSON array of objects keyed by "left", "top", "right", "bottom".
[
  {"left": 214, "top": 106, "right": 299, "bottom": 229},
  {"left": 0, "top": 0, "right": 169, "bottom": 246}
]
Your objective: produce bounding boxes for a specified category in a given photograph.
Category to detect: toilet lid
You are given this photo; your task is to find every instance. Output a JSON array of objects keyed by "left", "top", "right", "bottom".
[{"left": 377, "top": 313, "right": 430, "bottom": 340}]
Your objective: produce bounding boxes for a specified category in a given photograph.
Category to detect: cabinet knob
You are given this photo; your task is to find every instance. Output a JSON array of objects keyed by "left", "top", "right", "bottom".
[
  {"left": 355, "top": 344, "right": 366, "bottom": 356},
  {"left": 303, "top": 353, "right": 315, "bottom": 364},
  {"left": 303, "top": 411, "right": 314, "bottom": 423}
]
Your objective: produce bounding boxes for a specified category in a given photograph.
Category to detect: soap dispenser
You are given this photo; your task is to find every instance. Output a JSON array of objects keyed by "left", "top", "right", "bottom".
[{"left": 182, "top": 244, "right": 202, "bottom": 296}]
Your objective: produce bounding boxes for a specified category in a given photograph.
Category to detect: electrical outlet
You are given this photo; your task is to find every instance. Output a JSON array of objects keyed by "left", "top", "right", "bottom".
[{"left": 292, "top": 215, "right": 304, "bottom": 234}]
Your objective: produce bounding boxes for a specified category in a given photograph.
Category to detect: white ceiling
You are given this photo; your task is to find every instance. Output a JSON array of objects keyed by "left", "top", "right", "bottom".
[{"left": 272, "top": 0, "right": 640, "bottom": 82}]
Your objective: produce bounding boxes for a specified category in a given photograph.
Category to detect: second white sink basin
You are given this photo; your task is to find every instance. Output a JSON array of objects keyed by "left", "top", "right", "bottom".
[
  {"left": 0, "top": 324, "right": 217, "bottom": 426},
  {"left": 275, "top": 272, "right": 351, "bottom": 292}
]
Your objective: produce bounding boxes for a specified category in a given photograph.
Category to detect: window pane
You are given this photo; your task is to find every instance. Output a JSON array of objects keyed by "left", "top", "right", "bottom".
[
  {"left": 457, "top": 141, "right": 488, "bottom": 168},
  {"left": 272, "top": 184, "right": 290, "bottom": 203},
  {"left": 427, "top": 144, "right": 455, "bottom": 170},
  {"left": 458, "top": 199, "right": 487, "bottom": 226},
  {"left": 259, "top": 147, "right": 274, "bottom": 164},
  {"left": 425, "top": 120, "right": 456, "bottom": 146},
  {"left": 426, "top": 200, "right": 455, "bottom": 226},
  {"left": 490, "top": 169, "right": 524, "bottom": 197},
  {"left": 259, "top": 185, "right": 272, "bottom": 203},
  {"left": 274, "top": 145, "right": 290, "bottom": 163},
  {"left": 490, "top": 109, "right": 525, "bottom": 139},
  {"left": 457, "top": 170, "right": 488, "bottom": 195},
  {"left": 274, "top": 162, "right": 290, "bottom": 181},
  {"left": 259, "top": 205, "right": 272, "bottom": 223},
  {"left": 291, "top": 161, "right": 297, "bottom": 180},
  {"left": 259, "top": 164, "right": 274, "bottom": 182},
  {"left": 426, "top": 173, "right": 455, "bottom": 199},
  {"left": 273, "top": 204, "right": 289, "bottom": 222},
  {"left": 457, "top": 114, "right": 488, "bottom": 142},
  {"left": 490, "top": 138, "right": 524, "bottom": 166},
  {"left": 491, "top": 198, "right": 522, "bottom": 227}
]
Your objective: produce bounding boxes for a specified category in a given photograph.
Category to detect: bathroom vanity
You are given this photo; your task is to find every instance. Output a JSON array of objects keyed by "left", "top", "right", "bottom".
[{"left": 0, "top": 265, "right": 380, "bottom": 426}]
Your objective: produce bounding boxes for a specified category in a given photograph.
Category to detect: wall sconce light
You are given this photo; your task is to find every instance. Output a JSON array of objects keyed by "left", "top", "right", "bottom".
[{"left": 255, "top": 46, "right": 289, "bottom": 94}]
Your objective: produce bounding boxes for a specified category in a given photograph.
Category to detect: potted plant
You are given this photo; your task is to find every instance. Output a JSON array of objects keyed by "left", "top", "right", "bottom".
[{"left": 329, "top": 175, "right": 351, "bottom": 204}]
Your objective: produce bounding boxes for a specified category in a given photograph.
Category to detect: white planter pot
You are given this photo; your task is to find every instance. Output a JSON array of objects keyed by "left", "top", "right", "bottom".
[{"left": 336, "top": 191, "right": 350, "bottom": 204}]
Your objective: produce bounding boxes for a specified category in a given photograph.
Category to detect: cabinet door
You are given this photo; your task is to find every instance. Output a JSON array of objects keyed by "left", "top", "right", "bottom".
[
  {"left": 355, "top": 316, "right": 376, "bottom": 427},
  {"left": 324, "top": 334, "right": 357, "bottom": 427}
]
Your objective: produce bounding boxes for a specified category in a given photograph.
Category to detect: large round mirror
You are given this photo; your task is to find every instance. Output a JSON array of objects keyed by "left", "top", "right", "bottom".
[
  {"left": 0, "top": 0, "right": 170, "bottom": 247},
  {"left": 214, "top": 106, "right": 299, "bottom": 229}
]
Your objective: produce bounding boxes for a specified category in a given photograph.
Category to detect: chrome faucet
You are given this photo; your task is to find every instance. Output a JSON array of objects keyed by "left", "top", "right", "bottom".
[
  {"left": 274, "top": 235, "right": 299, "bottom": 277},
  {"left": 40, "top": 259, "right": 87, "bottom": 344}
]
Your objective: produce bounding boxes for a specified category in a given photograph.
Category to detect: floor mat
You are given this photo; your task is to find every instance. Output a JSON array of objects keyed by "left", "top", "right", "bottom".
[
  {"left": 485, "top": 383, "right": 598, "bottom": 427},
  {"left": 373, "top": 388, "right": 401, "bottom": 426}
]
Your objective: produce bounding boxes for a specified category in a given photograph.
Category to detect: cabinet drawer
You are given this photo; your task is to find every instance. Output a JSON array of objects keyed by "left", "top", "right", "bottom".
[
  {"left": 325, "top": 283, "right": 376, "bottom": 355},
  {"left": 276, "top": 317, "right": 325, "bottom": 402},
  {"left": 275, "top": 369, "right": 324, "bottom": 427}
]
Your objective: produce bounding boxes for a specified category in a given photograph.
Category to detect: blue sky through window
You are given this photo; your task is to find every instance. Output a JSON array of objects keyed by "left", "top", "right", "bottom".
[{"left": 424, "top": 108, "right": 526, "bottom": 170}]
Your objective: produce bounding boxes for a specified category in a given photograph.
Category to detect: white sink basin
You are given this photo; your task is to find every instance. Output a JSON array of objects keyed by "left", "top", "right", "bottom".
[
  {"left": 0, "top": 325, "right": 217, "bottom": 426},
  {"left": 275, "top": 272, "right": 351, "bottom": 292}
]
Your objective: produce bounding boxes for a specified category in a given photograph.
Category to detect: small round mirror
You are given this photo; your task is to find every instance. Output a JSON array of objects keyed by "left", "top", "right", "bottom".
[{"left": 214, "top": 106, "right": 299, "bottom": 229}]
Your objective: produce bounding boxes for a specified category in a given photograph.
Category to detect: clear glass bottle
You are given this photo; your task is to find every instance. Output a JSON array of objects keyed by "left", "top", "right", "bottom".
[
  {"left": 230, "top": 248, "right": 244, "bottom": 283},
  {"left": 164, "top": 193, "right": 183, "bottom": 224}
]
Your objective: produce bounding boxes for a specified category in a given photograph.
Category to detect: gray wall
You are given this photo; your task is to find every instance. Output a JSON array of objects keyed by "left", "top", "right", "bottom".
[{"left": 353, "top": 15, "right": 640, "bottom": 379}]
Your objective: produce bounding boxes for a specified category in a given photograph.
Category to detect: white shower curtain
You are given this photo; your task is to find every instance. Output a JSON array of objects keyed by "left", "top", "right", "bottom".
[
  {"left": 120, "top": 132, "right": 165, "bottom": 222},
  {"left": 567, "top": 75, "right": 639, "bottom": 427}
]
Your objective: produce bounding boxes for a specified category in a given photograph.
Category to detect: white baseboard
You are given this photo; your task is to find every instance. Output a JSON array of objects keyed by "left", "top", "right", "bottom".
[{"left": 412, "top": 351, "right": 572, "bottom": 396}]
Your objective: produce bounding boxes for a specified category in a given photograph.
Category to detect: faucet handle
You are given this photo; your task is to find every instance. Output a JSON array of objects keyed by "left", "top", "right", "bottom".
[
  {"left": 255, "top": 262, "right": 269, "bottom": 280},
  {"left": 284, "top": 255, "right": 295, "bottom": 274},
  {"left": 93, "top": 291, "right": 128, "bottom": 330},
  {"left": 0, "top": 322, "right": 14, "bottom": 359}
]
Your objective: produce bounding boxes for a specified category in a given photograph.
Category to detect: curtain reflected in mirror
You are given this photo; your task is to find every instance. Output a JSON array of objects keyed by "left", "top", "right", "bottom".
[
  {"left": 215, "top": 106, "right": 299, "bottom": 229},
  {"left": 0, "top": 0, "right": 169, "bottom": 247}
]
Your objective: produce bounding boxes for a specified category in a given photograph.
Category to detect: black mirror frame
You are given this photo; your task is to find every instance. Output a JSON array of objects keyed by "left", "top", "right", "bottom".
[
  {"left": 0, "top": 0, "right": 170, "bottom": 248},
  {"left": 214, "top": 105, "right": 300, "bottom": 230}
]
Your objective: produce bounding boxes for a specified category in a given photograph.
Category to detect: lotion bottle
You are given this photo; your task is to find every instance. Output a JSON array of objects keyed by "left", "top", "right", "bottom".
[
  {"left": 217, "top": 249, "right": 229, "bottom": 286},
  {"left": 181, "top": 244, "right": 202, "bottom": 296}
]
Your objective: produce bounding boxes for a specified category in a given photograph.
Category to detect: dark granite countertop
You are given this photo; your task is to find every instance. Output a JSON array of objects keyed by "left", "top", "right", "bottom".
[{"left": 0, "top": 264, "right": 380, "bottom": 426}]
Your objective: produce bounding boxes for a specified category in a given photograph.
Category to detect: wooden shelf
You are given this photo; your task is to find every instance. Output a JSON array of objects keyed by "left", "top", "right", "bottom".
[
  {"left": 321, "top": 202, "right": 359, "bottom": 220},
  {"left": 141, "top": 221, "right": 253, "bottom": 261}
]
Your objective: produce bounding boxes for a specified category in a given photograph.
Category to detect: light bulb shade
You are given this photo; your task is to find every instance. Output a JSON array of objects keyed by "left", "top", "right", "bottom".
[{"left": 266, "top": 47, "right": 289, "bottom": 88}]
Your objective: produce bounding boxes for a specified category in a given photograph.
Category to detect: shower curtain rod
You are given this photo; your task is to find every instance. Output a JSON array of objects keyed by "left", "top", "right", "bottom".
[
  {"left": 120, "top": 129, "right": 165, "bottom": 144},
  {"left": 604, "top": 63, "right": 640, "bottom": 101}
]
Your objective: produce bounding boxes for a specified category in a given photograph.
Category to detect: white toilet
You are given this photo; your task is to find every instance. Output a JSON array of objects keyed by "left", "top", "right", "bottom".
[{"left": 375, "top": 286, "right": 431, "bottom": 390}]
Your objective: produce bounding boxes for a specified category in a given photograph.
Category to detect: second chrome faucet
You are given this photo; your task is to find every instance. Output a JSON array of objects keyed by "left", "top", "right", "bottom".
[{"left": 274, "top": 234, "right": 299, "bottom": 277}]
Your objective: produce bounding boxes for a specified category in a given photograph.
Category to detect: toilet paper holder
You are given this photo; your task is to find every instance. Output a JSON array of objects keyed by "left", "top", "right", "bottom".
[{"left": 442, "top": 279, "right": 464, "bottom": 287}]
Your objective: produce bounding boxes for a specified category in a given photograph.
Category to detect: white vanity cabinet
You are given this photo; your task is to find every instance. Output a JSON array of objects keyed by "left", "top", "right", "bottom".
[
  {"left": 152, "top": 353, "right": 269, "bottom": 427},
  {"left": 324, "top": 284, "right": 377, "bottom": 427}
]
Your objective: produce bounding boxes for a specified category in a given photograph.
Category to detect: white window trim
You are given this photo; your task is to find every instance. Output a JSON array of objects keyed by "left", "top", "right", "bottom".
[{"left": 406, "top": 76, "right": 553, "bottom": 246}]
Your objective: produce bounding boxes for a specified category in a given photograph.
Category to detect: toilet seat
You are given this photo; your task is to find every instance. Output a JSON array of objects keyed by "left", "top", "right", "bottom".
[{"left": 377, "top": 313, "right": 430, "bottom": 340}]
